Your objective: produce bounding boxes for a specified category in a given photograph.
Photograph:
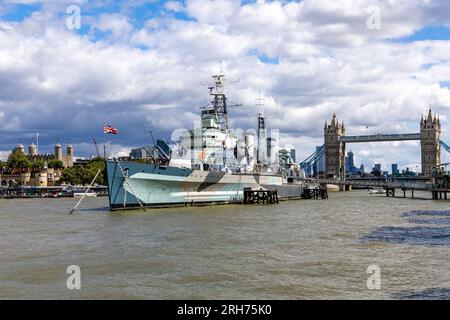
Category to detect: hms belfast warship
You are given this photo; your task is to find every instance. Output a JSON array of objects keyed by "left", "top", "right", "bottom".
[{"left": 105, "top": 72, "right": 304, "bottom": 210}]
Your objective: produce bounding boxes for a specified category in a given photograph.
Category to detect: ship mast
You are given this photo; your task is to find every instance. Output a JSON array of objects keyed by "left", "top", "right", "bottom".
[
  {"left": 256, "top": 91, "right": 267, "bottom": 165},
  {"left": 205, "top": 73, "right": 229, "bottom": 132},
  {"left": 201, "top": 66, "right": 241, "bottom": 133}
]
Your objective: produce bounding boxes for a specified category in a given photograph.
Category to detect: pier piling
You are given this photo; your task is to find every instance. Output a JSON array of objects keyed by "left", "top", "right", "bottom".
[
  {"left": 302, "top": 187, "right": 328, "bottom": 200},
  {"left": 243, "top": 188, "right": 279, "bottom": 204},
  {"left": 386, "top": 188, "right": 395, "bottom": 197}
]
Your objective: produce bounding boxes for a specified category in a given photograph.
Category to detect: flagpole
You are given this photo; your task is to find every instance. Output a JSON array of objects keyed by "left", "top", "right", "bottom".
[{"left": 103, "top": 122, "right": 106, "bottom": 159}]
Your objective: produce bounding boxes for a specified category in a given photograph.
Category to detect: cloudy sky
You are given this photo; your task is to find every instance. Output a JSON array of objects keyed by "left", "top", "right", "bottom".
[{"left": 1, "top": 0, "right": 450, "bottom": 172}]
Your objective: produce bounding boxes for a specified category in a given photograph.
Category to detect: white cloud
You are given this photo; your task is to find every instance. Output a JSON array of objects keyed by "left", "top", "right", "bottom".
[
  {"left": 164, "top": 1, "right": 183, "bottom": 12},
  {"left": 1, "top": 0, "right": 450, "bottom": 170},
  {"left": 0, "top": 150, "right": 10, "bottom": 161},
  {"left": 185, "top": 0, "right": 240, "bottom": 24},
  {"left": 95, "top": 13, "right": 133, "bottom": 40}
]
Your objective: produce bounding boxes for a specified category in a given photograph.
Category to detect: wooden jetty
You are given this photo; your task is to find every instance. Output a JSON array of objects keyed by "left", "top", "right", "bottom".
[{"left": 243, "top": 188, "right": 279, "bottom": 204}]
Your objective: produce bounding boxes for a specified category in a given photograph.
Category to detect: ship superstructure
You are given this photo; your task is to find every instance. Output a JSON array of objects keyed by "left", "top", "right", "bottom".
[{"left": 178, "top": 73, "right": 240, "bottom": 172}]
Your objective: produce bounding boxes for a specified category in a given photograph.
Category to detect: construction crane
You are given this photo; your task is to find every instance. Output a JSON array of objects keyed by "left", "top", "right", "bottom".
[
  {"left": 92, "top": 137, "right": 101, "bottom": 158},
  {"left": 147, "top": 130, "right": 170, "bottom": 160}
]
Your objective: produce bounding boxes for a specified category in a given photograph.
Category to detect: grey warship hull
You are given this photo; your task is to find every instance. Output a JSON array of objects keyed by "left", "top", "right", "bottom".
[{"left": 106, "top": 160, "right": 303, "bottom": 210}]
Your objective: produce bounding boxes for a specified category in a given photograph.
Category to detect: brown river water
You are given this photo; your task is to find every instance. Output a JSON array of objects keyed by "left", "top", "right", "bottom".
[{"left": 0, "top": 190, "right": 449, "bottom": 299}]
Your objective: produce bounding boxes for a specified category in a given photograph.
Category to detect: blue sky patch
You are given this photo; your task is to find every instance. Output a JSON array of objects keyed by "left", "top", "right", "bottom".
[
  {"left": 248, "top": 49, "right": 279, "bottom": 64},
  {"left": 396, "top": 26, "right": 450, "bottom": 42},
  {"left": 0, "top": 3, "right": 41, "bottom": 22},
  {"left": 440, "top": 81, "right": 450, "bottom": 89}
]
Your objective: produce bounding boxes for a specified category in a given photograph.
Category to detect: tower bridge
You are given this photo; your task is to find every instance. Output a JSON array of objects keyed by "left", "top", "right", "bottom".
[
  {"left": 320, "top": 107, "right": 442, "bottom": 178},
  {"left": 298, "top": 107, "right": 450, "bottom": 199}
]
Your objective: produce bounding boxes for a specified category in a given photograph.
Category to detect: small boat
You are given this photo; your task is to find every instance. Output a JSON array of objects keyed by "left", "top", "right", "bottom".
[
  {"left": 60, "top": 187, "right": 97, "bottom": 197},
  {"left": 368, "top": 188, "right": 386, "bottom": 195},
  {"left": 326, "top": 184, "right": 340, "bottom": 192},
  {"left": 73, "top": 190, "right": 97, "bottom": 197}
]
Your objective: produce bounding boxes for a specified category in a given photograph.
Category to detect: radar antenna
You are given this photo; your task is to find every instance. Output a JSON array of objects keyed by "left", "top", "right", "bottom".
[{"left": 200, "top": 70, "right": 242, "bottom": 132}]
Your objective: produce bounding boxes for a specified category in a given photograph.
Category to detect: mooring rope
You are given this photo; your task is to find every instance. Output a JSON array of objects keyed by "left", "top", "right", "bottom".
[
  {"left": 115, "top": 160, "right": 146, "bottom": 211},
  {"left": 69, "top": 168, "right": 102, "bottom": 215}
]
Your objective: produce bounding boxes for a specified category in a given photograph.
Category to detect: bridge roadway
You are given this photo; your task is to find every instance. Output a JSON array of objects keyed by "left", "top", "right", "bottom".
[
  {"left": 339, "top": 133, "right": 421, "bottom": 143},
  {"left": 316, "top": 177, "right": 433, "bottom": 190}
]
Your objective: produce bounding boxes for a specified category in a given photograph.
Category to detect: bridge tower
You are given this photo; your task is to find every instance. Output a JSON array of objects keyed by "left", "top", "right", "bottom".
[
  {"left": 420, "top": 107, "right": 441, "bottom": 176},
  {"left": 324, "top": 113, "right": 346, "bottom": 178}
]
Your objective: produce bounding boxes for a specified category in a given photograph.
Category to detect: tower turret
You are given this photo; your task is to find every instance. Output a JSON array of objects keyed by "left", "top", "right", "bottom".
[
  {"left": 427, "top": 106, "right": 434, "bottom": 123},
  {"left": 67, "top": 144, "right": 73, "bottom": 157},
  {"left": 29, "top": 142, "right": 37, "bottom": 156},
  {"left": 331, "top": 112, "right": 337, "bottom": 128},
  {"left": 17, "top": 142, "right": 25, "bottom": 154},
  {"left": 66, "top": 144, "right": 74, "bottom": 167},
  {"left": 55, "top": 142, "right": 63, "bottom": 161},
  {"left": 420, "top": 106, "right": 441, "bottom": 176},
  {"left": 324, "top": 112, "right": 346, "bottom": 178}
]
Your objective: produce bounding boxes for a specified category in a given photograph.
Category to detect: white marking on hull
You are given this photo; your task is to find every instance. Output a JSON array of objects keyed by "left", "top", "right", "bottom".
[{"left": 171, "top": 191, "right": 243, "bottom": 197}]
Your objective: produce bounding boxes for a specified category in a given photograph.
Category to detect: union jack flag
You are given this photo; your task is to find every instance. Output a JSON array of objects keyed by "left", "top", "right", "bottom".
[{"left": 103, "top": 124, "right": 118, "bottom": 134}]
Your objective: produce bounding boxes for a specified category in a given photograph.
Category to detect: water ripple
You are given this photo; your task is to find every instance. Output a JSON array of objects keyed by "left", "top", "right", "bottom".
[
  {"left": 362, "top": 226, "right": 450, "bottom": 246},
  {"left": 405, "top": 217, "right": 450, "bottom": 225},
  {"left": 393, "top": 288, "right": 450, "bottom": 300},
  {"left": 363, "top": 210, "right": 450, "bottom": 246},
  {"left": 402, "top": 210, "right": 450, "bottom": 218}
]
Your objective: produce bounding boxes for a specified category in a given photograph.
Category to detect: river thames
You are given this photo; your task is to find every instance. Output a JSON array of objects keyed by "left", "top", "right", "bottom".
[{"left": 0, "top": 191, "right": 449, "bottom": 299}]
